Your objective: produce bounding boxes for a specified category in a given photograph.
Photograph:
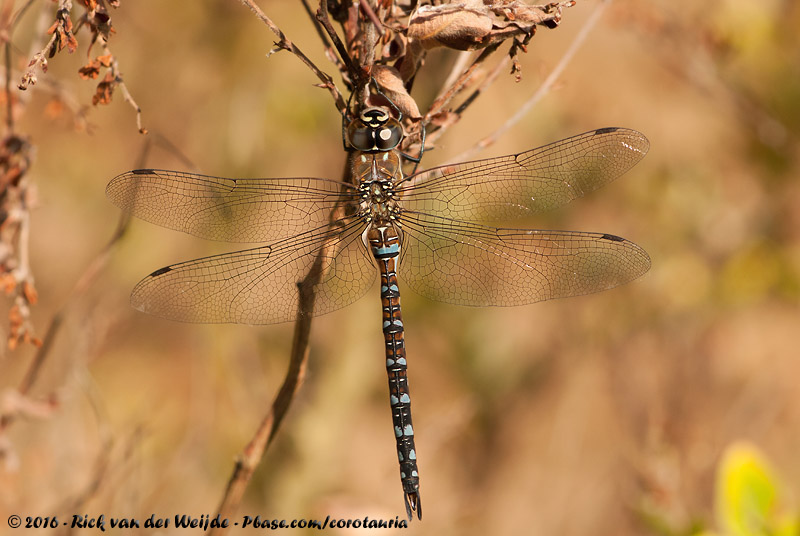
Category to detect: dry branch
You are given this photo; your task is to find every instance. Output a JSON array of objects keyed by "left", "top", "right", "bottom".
[
  {"left": 452, "top": 0, "right": 609, "bottom": 162},
  {"left": 237, "top": 0, "right": 347, "bottom": 114}
]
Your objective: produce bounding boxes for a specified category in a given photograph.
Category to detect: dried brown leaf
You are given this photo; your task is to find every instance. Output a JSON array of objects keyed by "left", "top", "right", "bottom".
[
  {"left": 63, "top": 19, "right": 78, "bottom": 54},
  {"left": 1, "top": 273, "right": 15, "bottom": 295},
  {"left": 373, "top": 65, "right": 421, "bottom": 119},
  {"left": 92, "top": 72, "right": 116, "bottom": 105},
  {"left": 96, "top": 53, "right": 113, "bottom": 67},
  {"left": 409, "top": 1, "right": 575, "bottom": 51},
  {"left": 408, "top": 2, "right": 493, "bottom": 50},
  {"left": 18, "top": 72, "right": 36, "bottom": 91},
  {"left": 22, "top": 281, "right": 37, "bottom": 305},
  {"left": 78, "top": 54, "right": 112, "bottom": 80},
  {"left": 78, "top": 59, "right": 101, "bottom": 79},
  {"left": 47, "top": 12, "right": 78, "bottom": 55},
  {"left": 491, "top": 1, "right": 573, "bottom": 28},
  {"left": 428, "top": 110, "right": 459, "bottom": 129},
  {"left": 396, "top": 39, "right": 425, "bottom": 83}
]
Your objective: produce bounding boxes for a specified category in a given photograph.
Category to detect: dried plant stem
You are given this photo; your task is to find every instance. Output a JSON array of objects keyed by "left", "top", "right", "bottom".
[
  {"left": 0, "top": 140, "right": 144, "bottom": 433},
  {"left": 358, "top": 1, "right": 384, "bottom": 37},
  {"left": 18, "top": 0, "right": 75, "bottom": 90},
  {"left": 236, "top": 0, "right": 347, "bottom": 113},
  {"left": 314, "top": 0, "right": 364, "bottom": 93},
  {"left": 17, "top": 29, "right": 56, "bottom": 89},
  {"left": 56, "top": 368, "right": 114, "bottom": 513},
  {"left": 440, "top": 51, "right": 475, "bottom": 96},
  {"left": 300, "top": 0, "right": 347, "bottom": 79},
  {"left": 210, "top": 285, "right": 312, "bottom": 533},
  {"left": 453, "top": 0, "right": 610, "bottom": 162},
  {"left": 424, "top": 42, "right": 501, "bottom": 125},
  {"left": 116, "top": 79, "right": 144, "bottom": 133},
  {"left": 92, "top": 39, "right": 146, "bottom": 133},
  {"left": 424, "top": 52, "right": 511, "bottom": 150},
  {"left": 211, "top": 157, "right": 353, "bottom": 533},
  {"left": 0, "top": 206, "right": 129, "bottom": 432},
  {"left": 4, "top": 42, "right": 12, "bottom": 132},
  {"left": 455, "top": 53, "right": 510, "bottom": 117},
  {"left": 208, "top": 5, "right": 368, "bottom": 527}
]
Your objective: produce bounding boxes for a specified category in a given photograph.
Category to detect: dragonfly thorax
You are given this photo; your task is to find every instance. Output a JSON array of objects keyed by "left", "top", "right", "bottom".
[
  {"left": 359, "top": 178, "right": 399, "bottom": 225},
  {"left": 354, "top": 147, "right": 403, "bottom": 225}
]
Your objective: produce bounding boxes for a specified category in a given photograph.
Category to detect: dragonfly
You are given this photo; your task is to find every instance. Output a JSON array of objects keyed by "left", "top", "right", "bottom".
[{"left": 106, "top": 107, "right": 650, "bottom": 520}]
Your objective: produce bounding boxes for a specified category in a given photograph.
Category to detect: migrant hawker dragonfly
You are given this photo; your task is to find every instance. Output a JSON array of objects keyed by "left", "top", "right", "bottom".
[{"left": 106, "top": 107, "right": 650, "bottom": 519}]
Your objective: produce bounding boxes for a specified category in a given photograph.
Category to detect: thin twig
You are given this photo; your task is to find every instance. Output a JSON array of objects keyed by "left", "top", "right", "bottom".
[
  {"left": 424, "top": 52, "right": 511, "bottom": 149},
  {"left": 105, "top": 44, "right": 146, "bottom": 133},
  {"left": 423, "top": 42, "right": 502, "bottom": 126},
  {"left": 15, "top": 196, "right": 132, "bottom": 397},
  {"left": 4, "top": 43, "right": 12, "bottom": 133},
  {"left": 18, "top": 0, "right": 74, "bottom": 90},
  {"left": 236, "top": 0, "right": 346, "bottom": 113},
  {"left": 150, "top": 131, "right": 199, "bottom": 171},
  {"left": 358, "top": 4, "right": 379, "bottom": 105},
  {"left": 299, "top": 0, "right": 347, "bottom": 79},
  {"left": 210, "top": 273, "right": 313, "bottom": 532},
  {"left": 314, "top": 0, "right": 364, "bottom": 94},
  {"left": 11, "top": 3, "right": 63, "bottom": 114},
  {"left": 209, "top": 3, "right": 365, "bottom": 529},
  {"left": 359, "top": 1, "right": 384, "bottom": 38},
  {"left": 56, "top": 368, "right": 114, "bottom": 513},
  {"left": 17, "top": 30, "right": 56, "bottom": 89},
  {"left": 0, "top": 139, "right": 148, "bottom": 434},
  {"left": 452, "top": 0, "right": 610, "bottom": 162},
  {"left": 210, "top": 155, "right": 354, "bottom": 534},
  {"left": 455, "top": 54, "right": 510, "bottom": 118},
  {"left": 9, "top": 0, "right": 36, "bottom": 30},
  {"left": 440, "top": 51, "right": 475, "bottom": 96}
]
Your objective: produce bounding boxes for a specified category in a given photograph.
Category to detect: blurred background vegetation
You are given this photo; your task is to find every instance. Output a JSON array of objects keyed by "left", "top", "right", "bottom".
[{"left": 1, "top": 0, "right": 799, "bottom": 534}]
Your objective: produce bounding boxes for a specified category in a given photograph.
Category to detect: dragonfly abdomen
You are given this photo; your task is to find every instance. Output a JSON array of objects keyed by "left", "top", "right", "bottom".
[{"left": 367, "top": 224, "right": 422, "bottom": 520}]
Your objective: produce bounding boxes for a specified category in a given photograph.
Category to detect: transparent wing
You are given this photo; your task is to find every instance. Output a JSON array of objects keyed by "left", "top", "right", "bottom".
[
  {"left": 131, "top": 218, "right": 376, "bottom": 324},
  {"left": 397, "top": 212, "right": 650, "bottom": 306},
  {"left": 398, "top": 128, "right": 649, "bottom": 223},
  {"left": 106, "top": 169, "right": 359, "bottom": 243}
]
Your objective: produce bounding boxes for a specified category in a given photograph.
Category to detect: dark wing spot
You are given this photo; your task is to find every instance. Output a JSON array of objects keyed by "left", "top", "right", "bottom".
[
  {"left": 132, "top": 169, "right": 155, "bottom": 175},
  {"left": 150, "top": 266, "right": 173, "bottom": 277},
  {"left": 601, "top": 233, "right": 625, "bottom": 242},
  {"left": 594, "top": 127, "right": 619, "bottom": 135}
]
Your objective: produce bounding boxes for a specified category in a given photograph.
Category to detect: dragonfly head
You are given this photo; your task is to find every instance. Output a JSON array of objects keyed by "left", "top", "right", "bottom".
[{"left": 347, "top": 106, "right": 403, "bottom": 152}]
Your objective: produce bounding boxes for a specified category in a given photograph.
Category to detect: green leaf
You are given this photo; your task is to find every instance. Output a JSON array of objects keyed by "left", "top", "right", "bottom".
[{"left": 715, "top": 442, "right": 779, "bottom": 536}]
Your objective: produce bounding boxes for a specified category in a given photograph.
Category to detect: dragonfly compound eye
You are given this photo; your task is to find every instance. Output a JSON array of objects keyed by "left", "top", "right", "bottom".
[
  {"left": 347, "top": 119, "right": 403, "bottom": 152},
  {"left": 347, "top": 107, "right": 404, "bottom": 152},
  {"left": 375, "top": 122, "right": 403, "bottom": 151}
]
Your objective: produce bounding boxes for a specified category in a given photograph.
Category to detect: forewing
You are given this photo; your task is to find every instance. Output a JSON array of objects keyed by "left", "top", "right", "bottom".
[
  {"left": 131, "top": 218, "right": 376, "bottom": 324},
  {"left": 398, "top": 212, "right": 650, "bottom": 306},
  {"left": 398, "top": 128, "right": 649, "bottom": 223},
  {"left": 106, "top": 169, "right": 358, "bottom": 243}
]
